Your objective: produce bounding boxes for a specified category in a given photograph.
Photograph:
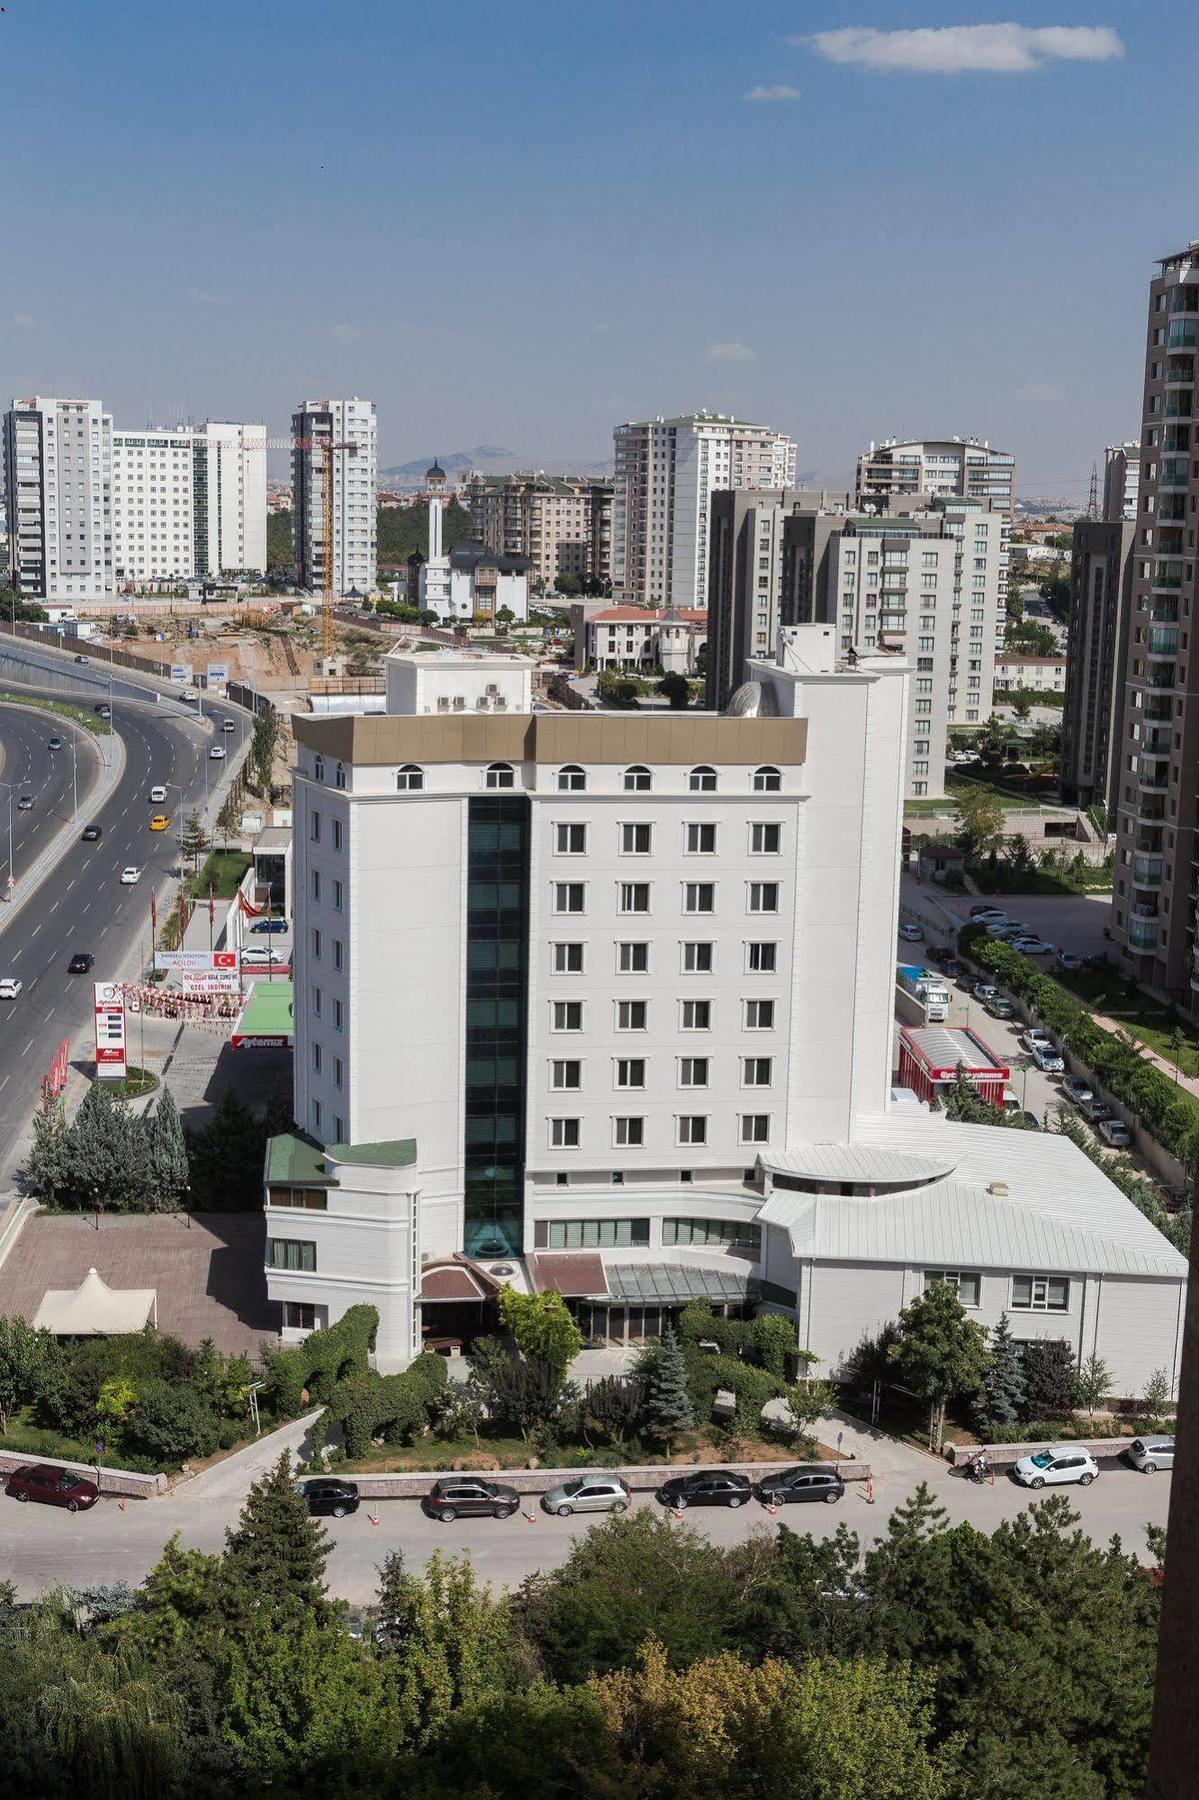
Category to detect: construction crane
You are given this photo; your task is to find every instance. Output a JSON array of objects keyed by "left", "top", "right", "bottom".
[{"left": 254, "top": 433, "right": 359, "bottom": 657}]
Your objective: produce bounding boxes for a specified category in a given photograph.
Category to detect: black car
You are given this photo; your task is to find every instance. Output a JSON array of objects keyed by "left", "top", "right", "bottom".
[
  {"left": 80, "top": 824, "right": 103, "bottom": 843},
  {"left": 422, "top": 1477, "right": 520, "bottom": 1522},
  {"left": 297, "top": 1477, "right": 359, "bottom": 1518},
  {"left": 655, "top": 1469, "right": 752, "bottom": 1510},
  {"left": 753, "top": 1466, "right": 845, "bottom": 1506},
  {"left": 942, "top": 958, "right": 965, "bottom": 980},
  {"left": 48, "top": 736, "right": 62, "bottom": 751},
  {"left": 250, "top": 918, "right": 288, "bottom": 935},
  {"left": 68, "top": 952, "right": 94, "bottom": 973},
  {"left": 17, "top": 796, "right": 33, "bottom": 811}
]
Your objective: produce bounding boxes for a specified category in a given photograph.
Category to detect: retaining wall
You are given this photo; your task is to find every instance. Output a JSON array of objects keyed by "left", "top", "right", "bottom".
[
  {"left": 0, "top": 1449, "right": 167, "bottom": 1499},
  {"left": 334, "top": 1457, "right": 871, "bottom": 1500},
  {"left": 946, "top": 1437, "right": 1138, "bottom": 1469}
]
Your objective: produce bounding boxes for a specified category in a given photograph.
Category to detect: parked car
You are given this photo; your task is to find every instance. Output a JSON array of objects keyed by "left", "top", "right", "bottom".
[
  {"left": 1062, "top": 1075, "right": 1093, "bottom": 1107},
  {"left": 1057, "top": 950, "right": 1084, "bottom": 972},
  {"left": 540, "top": 1474, "right": 631, "bottom": 1517},
  {"left": 942, "top": 958, "right": 966, "bottom": 980},
  {"left": 1096, "top": 1117, "right": 1132, "bottom": 1149},
  {"left": 296, "top": 1477, "right": 359, "bottom": 1518},
  {"left": 1021, "top": 1111, "right": 1042, "bottom": 1130},
  {"left": 6, "top": 1464, "right": 99, "bottom": 1511},
  {"left": 17, "top": 795, "right": 33, "bottom": 811},
  {"left": 80, "top": 823, "right": 103, "bottom": 843},
  {"left": 753, "top": 1466, "right": 845, "bottom": 1506},
  {"left": 149, "top": 814, "right": 171, "bottom": 832},
  {"left": 250, "top": 917, "right": 288, "bottom": 934},
  {"left": 423, "top": 1477, "right": 520, "bottom": 1521},
  {"left": 149, "top": 785, "right": 167, "bottom": 803},
  {"left": 1012, "top": 1447, "right": 1099, "bottom": 1489},
  {"left": 987, "top": 920, "right": 1022, "bottom": 937},
  {"left": 655, "top": 1470, "right": 752, "bottom": 1510},
  {"left": 67, "top": 952, "right": 94, "bottom": 973},
  {"left": 239, "top": 946, "right": 287, "bottom": 968},
  {"left": 1011, "top": 938, "right": 1053, "bottom": 957},
  {"left": 1078, "top": 1093, "right": 1112, "bottom": 1124},
  {"left": 0, "top": 978, "right": 22, "bottom": 999},
  {"left": 74, "top": 654, "right": 89, "bottom": 664},
  {"left": 1023, "top": 1028, "right": 1055, "bottom": 1053},
  {"left": 984, "top": 994, "right": 1015, "bottom": 1020},
  {"left": 898, "top": 922, "right": 923, "bottom": 942},
  {"left": 970, "top": 906, "right": 1007, "bottom": 923},
  {"left": 1030, "top": 1042, "right": 1065, "bottom": 1074},
  {"left": 119, "top": 866, "right": 141, "bottom": 885},
  {"left": 1127, "top": 1436, "right": 1175, "bottom": 1474},
  {"left": 47, "top": 736, "right": 62, "bottom": 751},
  {"left": 973, "top": 981, "right": 999, "bottom": 1003}
]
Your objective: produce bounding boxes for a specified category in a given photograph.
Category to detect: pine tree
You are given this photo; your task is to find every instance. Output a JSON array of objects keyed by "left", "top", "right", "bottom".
[
  {"left": 978, "top": 1310, "right": 1026, "bottom": 1430},
  {"left": 148, "top": 1089, "right": 190, "bottom": 1205},
  {"left": 374, "top": 1549, "right": 417, "bottom": 1654},
  {"left": 67, "top": 1083, "right": 133, "bottom": 1210},
  {"left": 220, "top": 1452, "right": 330, "bottom": 1626},
  {"left": 26, "top": 1097, "right": 72, "bottom": 1202},
  {"left": 643, "top": 1326, "right": 695, "bottom": 1451}
]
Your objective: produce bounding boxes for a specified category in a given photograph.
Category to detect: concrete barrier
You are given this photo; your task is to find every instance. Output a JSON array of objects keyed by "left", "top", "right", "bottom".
[
  {"left": 331, "top": 1457, "right": 871, "bottom": 1500},
  {"left": 946, "top": 1437, "right": 1137, "bottom": 1469},
  {"left": 0, "top": 1448, "right": 167, "bottom": 1499}
]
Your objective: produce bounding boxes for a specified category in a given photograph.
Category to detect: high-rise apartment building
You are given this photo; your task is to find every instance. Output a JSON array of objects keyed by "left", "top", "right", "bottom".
[
  {"left": 707, "top": 489, "right": 1006, "bottom": 798},
  {"left": 1111, "top": 244, "right": 1199, "bottom": 1001},
  {"left": 467, "top": 472, "right": 613, "bottom": 590},
  {"left": 1103, "top": 441, "right": 1141, "bottom": 522},
  {"left": 1060, "top": 520, "right": 1136, "bottom": 817},
  {"left": 856, "top": 437, "right": 1015, "bottom": 570},
  {"left": 292, "top": 397, "right": 377, "bottom": 595},
  {"left": 612, "top": 412, "right": 796, "bottom": 607},
  {"left": 3, "top": 395, "right": 114, "bottom": 601},
  {"left": 110, "top": 421, "right": 266, "bottom": 584}
]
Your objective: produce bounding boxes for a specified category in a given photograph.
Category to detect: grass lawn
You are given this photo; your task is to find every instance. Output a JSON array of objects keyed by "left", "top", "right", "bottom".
[
  {"left": 969, "top": 864, "right": 1113, "bottom": 898},
  {"left": 1055, "top": 968, "right": 1199, "bottom": 1078},
  {"left": 187, "top": 849, "right": 252, "bottom": 899}
]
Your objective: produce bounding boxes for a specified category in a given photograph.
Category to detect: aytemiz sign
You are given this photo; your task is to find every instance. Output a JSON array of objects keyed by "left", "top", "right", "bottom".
[{"left": 93, "top": 981, "right": 127, "bottom": 1080}]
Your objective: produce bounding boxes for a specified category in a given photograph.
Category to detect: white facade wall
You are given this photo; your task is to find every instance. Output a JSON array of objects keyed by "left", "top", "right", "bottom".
[
  {"left": 4, "top": 396, "right": 113, "bottom": 601},
  {"left": 384, "top": 651, "right": 533, "bottom": 717},
  {"left": 110, "top": 421, "right": 266, "bottom": 582},
  {"left": 292, "top": 397, "right": 378, "bottom": 594},
  {"left": 205, "top": 421, "right": 267, "bottom": 574}
]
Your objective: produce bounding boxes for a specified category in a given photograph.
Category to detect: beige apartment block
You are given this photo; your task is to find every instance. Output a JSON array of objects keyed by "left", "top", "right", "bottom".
[
  {"left": 467, "top": 472, "right": 612, "bottom": 590},
  {"left": 856, "top": 437, "right": 1015, "bottom": 574}
]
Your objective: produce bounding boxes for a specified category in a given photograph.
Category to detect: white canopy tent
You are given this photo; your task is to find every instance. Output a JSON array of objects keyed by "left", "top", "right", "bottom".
[{"left": 33, "top": 1267, "right": 157, "bottom": 1336}]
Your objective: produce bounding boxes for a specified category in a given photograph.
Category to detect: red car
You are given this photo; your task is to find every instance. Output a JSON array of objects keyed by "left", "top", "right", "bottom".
[{"left": 6, "top": 1464, "right": 100, "bottom": 1513}]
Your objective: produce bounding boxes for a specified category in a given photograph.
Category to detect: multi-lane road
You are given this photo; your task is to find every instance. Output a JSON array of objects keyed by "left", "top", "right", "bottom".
[{"left": 0, "top": 648, "right": 251, "bottom": 1175}]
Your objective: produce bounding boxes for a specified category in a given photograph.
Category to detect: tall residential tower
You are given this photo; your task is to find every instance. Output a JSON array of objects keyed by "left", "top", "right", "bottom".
[
  {"left": 3, "top": 396, "right": 114, "bottom": 602},
  {"left": 291, "top": 397, "right": 377, "bottom": 595}
]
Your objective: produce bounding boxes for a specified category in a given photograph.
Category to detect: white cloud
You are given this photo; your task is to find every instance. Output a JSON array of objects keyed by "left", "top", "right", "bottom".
[
  {"left": 803, "top": 24, "right": 1124, "bottom": 75},
  {"left": 12, "top": 312, "right": 44, "bottom": 330},
  {"left": 704, "top": 341, "right": 757, "bottom": 365},
  {"left": 331, "top": 323, "right": 362, "bottom": 344},
  {"left": 744, "top": 83, "right": 800, "bottom": 102},
  {"left": 186, "top": 286, "right": 226, "bottom": 305}
]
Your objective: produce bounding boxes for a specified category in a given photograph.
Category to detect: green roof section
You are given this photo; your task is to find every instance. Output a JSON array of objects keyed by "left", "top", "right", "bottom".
[
  {"left": 328, "top": 1139, "right": 418, "bottom": 1170},
  {"left": 266, "top": 1133, "right": 336, "bottom": 1187},
  {"left": 233, "top": 979, "right": 295, "bottom": 1045}
]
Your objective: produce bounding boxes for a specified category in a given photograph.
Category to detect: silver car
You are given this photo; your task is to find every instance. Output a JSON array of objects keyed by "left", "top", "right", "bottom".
[
  {"left": 540, "top": 1473, "right": 631, "bottom": 1517},
  {"left": 1127, "top": 1436, "right": 1174, "bottom": 1473}
]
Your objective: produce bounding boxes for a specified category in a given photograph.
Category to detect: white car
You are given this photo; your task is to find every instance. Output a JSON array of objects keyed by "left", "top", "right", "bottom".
[
  {"left": 1023, "top": 1028, "right": 1055, "bottom": 1053},
  {"left": 1011, "top": 937, "right": 1053, "bottom": 956},
  {"left": 1030, "top": 1042, "right": 1065, "bottom": 1074},
  {"left": 149, "top": 785, "right": 167, "bottom": 803},
  {"left": 1096, "top": 1117, "right": 1133, "bottom": 1149},
  {"left": 1127, "top": 1436, "right": 1174, "bottom": 1474},
  {"left": 180, "top": 688, "right": 199, "bottom": 701},
  {"left": 240, "top": 946, "right": 286, "bottom": 967},
  {"left": 0, "top": 978, "right": 22, "bottom": 1000},
  {"left": 209, "top": 745, "right": 227, "bottom": 760},
  {"left": 119, "top": 866, "right": 141, "bottom": 885},
  {"left": 898, "top": 922, "right": 924, "bottom": 942},
  {"left": 221, "top": 719, "right": 236, "bottom": 733},
  {"left": 1012, "top": 1446, "right": 1099, "bottom": 1489}
]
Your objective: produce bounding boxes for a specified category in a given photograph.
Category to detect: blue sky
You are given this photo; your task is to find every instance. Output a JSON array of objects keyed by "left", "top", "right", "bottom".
[{"left": 1, "top": 3, "right": 1191, "bottom": 494}]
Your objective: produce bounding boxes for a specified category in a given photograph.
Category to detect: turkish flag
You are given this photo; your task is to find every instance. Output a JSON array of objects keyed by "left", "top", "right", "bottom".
[
  {"left": 150, "top": 895, "right": 157, "bottom": 930},
  {"left": 209, "top": 887, "right": 215, "bottom": 925}
]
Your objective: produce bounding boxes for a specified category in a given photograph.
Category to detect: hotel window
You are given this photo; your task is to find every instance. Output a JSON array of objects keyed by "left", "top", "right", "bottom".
[
  {"left": 739, "top": 1113, "right": 770, "bottom": 1145},
  {"left": 688, "top": 765, "right": 717, "bottom": 792},
  {"left": 310, "top": 810, "right": 321, "bottom": 841},
  {"left": 536, "top": 1216, "right": 649, "bottom": 1249},
  {"left": 334, "top": 999, "right": 343, "bottom": 1031},
  {"left": 311, "top": 869, "right": 321, "bottom": 902},
  {"left": 613, "top": 1116, "right": 644, "bottom": 1147},
  {"left": 621, "top": 822, "right": 653, "bottom": 854},
  {"left": 623, "top": 764, "right": 652, "bottom": 791},
  {"left": 553, "top": 942, "right": 585, "bottom": 974},
  {"left": 555, "top": 821, "right": 587, "bottom": 854},
  {"left": 558, "top": 764, "right": 586, "bottom": 791},
  {"left": 554, "top": 882, "right": 586, "bottom": 913},
  {"left": 925, "top": 1270, "right": 982, "bottom": 1308},
  {"left": 334, "top": 1057, "right": 343, "bottom": 1089},
  {"left": 551, "top": 1059, "right": 581, "bottom": 1090},
  {"left": 677, "top": 1115, "right": 708, "bottom": 1145},
  {"left": 682, "top": 941, "right": 713, "bottom": 973},
  {"left": 552, "top": 1001, "right": 583, "bottom": 1031},
  {"left": 619, "top": 881, "right": 650, "bottom": 914},
  {"left": 485, "top": 761, "right": 515, "bottom": 789},
  {"left": 685, "top": 821, "right": 718, "bottom": 855},
  {"left": 396, "top": 764, "right": 424, "bottom": 791},
  {"left": 664, "top": 1217, "right": 761, "bottom": 1252},
  {"left": 311, "top": 927, "right": 322, "bottom": 961},
  {"left": 335, "top": 762, "right": 346, "bottom": 790},
  {"left": 615, "top": 1058, "right": 645, "bottom": 1089},
  {"left": 750, "top": 822, "right": 781, "bottom": 854},
  {"left": 313, "top": 757, "right": 325, "bottom": 784},
  {"left": 617, "top": 1000, "right": 647, "bottom": 1030},
  {"left": 684, "top": 881, "right": 715, "bottom": 913},
  {"left": 679, "top": 1057, "right": 709, "bottom": 1088},
  {"left": 745, "top": 998, "right": 775, "bottom": 1029},
  {"left": 333, "top": 940, "right": 343, "bottom": 972},
  {"left": 748, "top": 881, "right": 778, "bottom": 914},
  {"left": 550, "top": 1118, "right": 580, "bottom": 1148},
  {"left": 1011, "top": 1273, "right": 1070, "bottom": 1313},
  {"left": 752, "top": 764, "right": 782, "bottom": 792},
  {"left": 742, "top": 1056, "right": 772, "bottom": 1086},
  {"left": 746, "top": 941, "right": 777, "bottom": 972},
  {"left": 268, "top": 1239, "right": 316, "bottom": 1272}
]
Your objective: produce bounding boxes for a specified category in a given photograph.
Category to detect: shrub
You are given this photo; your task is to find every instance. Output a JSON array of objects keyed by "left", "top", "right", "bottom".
[{"left": 129, "top": 1381, "right": 221, "bottom": 1463}]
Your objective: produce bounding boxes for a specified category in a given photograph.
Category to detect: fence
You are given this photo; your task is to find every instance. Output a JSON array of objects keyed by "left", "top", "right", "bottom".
[{"left": 0, "top": 619, "right": 173, "bottom": 681}]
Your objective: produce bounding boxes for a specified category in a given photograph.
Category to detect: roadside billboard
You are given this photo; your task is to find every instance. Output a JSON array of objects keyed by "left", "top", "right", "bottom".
[
  {"left": 169, "top": 662, "right": 193, "bottom": 684},
  {"left": 154, "top": 950, "right": 238, "bottom": 992},
  {"left": 206, "top": 662, "right": 230, "bottom": 686},
  {"left": 93, "top": 982, "right": 128, "bottom": 1080}
]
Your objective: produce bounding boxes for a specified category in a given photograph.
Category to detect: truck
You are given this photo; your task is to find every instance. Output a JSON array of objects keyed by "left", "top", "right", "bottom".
[{"left": 896, "top": 963, "right": 951, "bottom": 1025}]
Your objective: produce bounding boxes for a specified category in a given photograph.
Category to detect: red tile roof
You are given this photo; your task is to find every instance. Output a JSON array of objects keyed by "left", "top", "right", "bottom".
[
  {"left": 527, "top": 1252, "right": 610, "bottom": 1297},
  {"left": 419, "top": 1266, "right": 487, "bottom": 1303}
]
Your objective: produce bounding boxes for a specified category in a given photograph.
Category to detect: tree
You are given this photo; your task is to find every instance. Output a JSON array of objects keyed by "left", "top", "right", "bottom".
[
  {"left": 494, "top": 605, "right": 515, "bottom": 630},
  {"left": 68, "top": 1083, "right": 140, "bottom": 1210},
  {"left": 129, "top": 1381, "right": 220, "bottom": 1463},
  {"left": 1073, "top": 1350, "right": 1113, "bottom": 1422},
  {"left": 1021, "top": 1338, "right": 1077, "bottom": 1417},
  {"left": 656, "top": 671, "right": 690, "bottom": 709},
  {"left": 977, "top": 1311, "right": 1025, "bottom": 1430},
  {"left": 26, "top": 1094, "right": 72, "bottom": 1202},
  {"left": 220, "top": 1452, "right": 331, "bottom": 1626},
  {"left": 888, "top": 1282, "right": 990, "bottom": 1451},
  {"left": 377, "top": 1551, "right": 513, "bottom": 1748},
  {"left": 555, "top": 572, "right": 582, "bottom": 595},
  {"left": 496, "top": 1286, "right": 582, "bottom": 1371},
  {"left": 1140, "top": 1366, "right": 1171, "bottom": 1421},
  {"left": 147, "top": 1088, "right": 190, "bottom": 1206},
  {"left": 179, "top": 812, "right": 210, "bottom": 871},
  {"left": 216, "top": 793, "right": 240, "bottom": 849},
  {"left": 939, "top": 1067, "right": 999, "bottom": 1125},
  {"left": 486, "top": 1357, "right": 569, "bottom": 1439},
  {"left": 642, "top": 1325, "right": 694, "bottom": 1449},
  {"left": 952, "top": 785, "right": 1004, "bottom": 863},
  {"left": 249, "top": 707, "right": 281, "bottom": 795},
  {"left": 583, "top": 1376, "right": 646, "bottom": 1446},
  {"left": 0, "top": 1316, "right": 54, "bottom": 1434}
]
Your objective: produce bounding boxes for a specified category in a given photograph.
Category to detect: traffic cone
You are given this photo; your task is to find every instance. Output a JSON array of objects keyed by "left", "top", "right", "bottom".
[
  {"left": 673, "top": 1509, "right": 684, "bottom": 1522},
  {"left": 118, "top": 1496, "right": 125, "bottom": 1512},
  {"left": 369, "top": 1511, "right": 380, "bottom": 1526},
  {"left": 865, "top": 1476, "right": 875, "bottom": 1505},
  {"left": 766, "top": 1503, "right": 778, "bottom": 1516},
  {"left": 525, "top": 1510, "right": 537, "bottom": 1523}
]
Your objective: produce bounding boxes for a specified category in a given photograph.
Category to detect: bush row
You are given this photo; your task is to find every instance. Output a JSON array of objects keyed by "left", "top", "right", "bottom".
[
  {"left": 326, "top": 1353, "right": 447, "bottom": 1459},
  {"left": 675, "top": 1300, "right": 813, "bottom": 1430}
]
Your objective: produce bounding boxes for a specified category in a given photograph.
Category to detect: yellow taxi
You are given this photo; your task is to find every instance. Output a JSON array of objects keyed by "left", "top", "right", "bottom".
[{"left": 149, "top": 813, "right": 171, "bottom": 832}]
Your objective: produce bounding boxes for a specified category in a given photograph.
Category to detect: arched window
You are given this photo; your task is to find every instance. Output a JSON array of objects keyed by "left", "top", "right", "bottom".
[
  {"left": 397, "top": 764, "right": 424, "bottom": 792},
  {"left": 753, "top": 765, "right": 781, "bottom": 792},
  {"left": 334, "top": 761, "right": 346, "bottom": 791},
  {"left": 313, "top": 755, "right": 325, "bottom": 783},
  {"left": 557, "top": 764, "right": 586, "bottom": 792},
  {"left": 623, "top": 764, "right": 652, "bottom": 792},
  {"left": 688, "top": 765, "right": 717, "bottom": 792},
  {"left": 486, "top": 761, "right": 515, "bottom": 789}
]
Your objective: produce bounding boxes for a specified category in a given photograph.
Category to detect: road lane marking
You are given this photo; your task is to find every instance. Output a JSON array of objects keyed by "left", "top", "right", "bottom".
[{"left": 30, "top": 925, "right": 41, "bottom": 938}]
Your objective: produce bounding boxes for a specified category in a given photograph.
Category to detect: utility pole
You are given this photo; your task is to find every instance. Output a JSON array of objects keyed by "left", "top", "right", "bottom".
[{"left": 1087, "top": 461, "right": 1099, "bottom": 520}]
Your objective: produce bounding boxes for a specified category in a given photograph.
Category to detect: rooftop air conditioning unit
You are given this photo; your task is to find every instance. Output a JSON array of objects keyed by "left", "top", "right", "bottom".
[
  {"left": 475, "top": 696, "right": 488, "bottom": 709},
  {"left": 486, "top": 683, "right": 500, "bottom": 695},
  {"left": 453, "top": 695, "right": 466, "bottom": 710},
  {"left": 988, "top": 1181, "right": 1010, "bottom": 1197},
  {"left": 436, "top": 696, "right": 449, "bottom": 711}
]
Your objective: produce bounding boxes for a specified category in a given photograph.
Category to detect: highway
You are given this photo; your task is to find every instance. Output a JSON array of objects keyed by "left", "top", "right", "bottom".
[{"left": 0, "top": 654, "right": 252, "bottom": 1177}]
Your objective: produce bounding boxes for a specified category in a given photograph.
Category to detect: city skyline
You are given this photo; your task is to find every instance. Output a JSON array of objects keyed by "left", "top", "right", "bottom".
[{"left": 1, "top": 3, "right": 1191, "bottom": 494}]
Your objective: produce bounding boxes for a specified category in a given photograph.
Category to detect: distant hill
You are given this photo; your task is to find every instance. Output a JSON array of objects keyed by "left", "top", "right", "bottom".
[{"left": 381, "top": 446, "right": 612, "bottom": 487}]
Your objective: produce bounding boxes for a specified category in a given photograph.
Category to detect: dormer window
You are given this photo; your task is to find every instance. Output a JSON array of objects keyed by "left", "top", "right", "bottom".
[
  {"left": 313, "top": 755, "right": 325, "bottom": 783},
  {"left": 753, "top": 765, "right": 781, "bottom": 792},
  {"left": 623, "top": 765, "right": 652, "bottom": 792},
  {"left": 334, "top": 761, "right": 346, "bottom": 791},
  {"left": 397, "top": 764, "right": 424, "bottom": 791},
  {"left": 688, "top": 765, "right": 717, "bottom": 792},
  {"left": 558, "top": 764, "right": 586, "bottom": 792},
  {"left": 486, "top": 761, "right": 515, "bottom": 789}
]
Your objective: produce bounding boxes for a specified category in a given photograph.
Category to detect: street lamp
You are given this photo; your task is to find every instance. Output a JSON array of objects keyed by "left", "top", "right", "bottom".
[{"left": 0, "top": 780, "right": 17, "bottom": 898}]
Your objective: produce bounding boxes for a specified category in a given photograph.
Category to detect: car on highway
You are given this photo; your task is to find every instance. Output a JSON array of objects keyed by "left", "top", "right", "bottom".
[
  {"left": 1127, "top": 1436, "right": 1175, "bottom": 1474},
  {"left": 209, "top": 745, "right": 226, "bottom": 760},
  {"left": 422, "top": 1477, "right": 520, "bottom": 1522},
  {"left": 753, "top": 1466, "right": 845, "bottom": 1506},
  {"left": 540, "top": 1474, "right": 631, "bottom": 1517},
  {"left": 74, "top": 654, "right": 89, "bottom": 664},
  {"left": 149, "top": 785, "right": 167, "bottom": 803},
  {"left": 221, "top": 718, "right": 236, "bottom": 733},
  {"left": 17, "top": 795, "right": 33, "bottom": 811},
  {"left": 96, "top": 704, "right": 111, "bottom": 719},
  {"left": 149, "top": 814, "right": 170, "bottom": 831},
  {"left": 1030, "top": 1042, "right": 1065, "bottom": 1074},
  {"left": 119, "top": 866, "right": 141, "bottom": 885},
  {"left": 67, "top": 952, "right": 95, "bottom": 974},
  {"left": 6, "top": 1464, "right": 99, "bottom": 1512},
  {"left": 655, "top": 1469, "right": 752, "bottom": 1510},
  {"left": 0, "top": 978, "right": 22, "bottom": 1000},
  {"left": 1097, "top": 1117, "right": 1133, "bottom": 1149},
  {"left": 1012, "top": 1447, "right": 1098, "bottom": 1490},
  {"left": 1057, "top": 950, "right": 1084, "bottom": 972},
  {"left": 296, "top": 1477, "right": 360, "bottom": 1518},
  {"left": 239, "top": 946, "right": 287, "bottom": 968},
  {"left": 898, "top": 922, "right": 923, "bottom": 942},
  {"left": 47, "top": 736, "right": 62, "bottom": 751},
  {"left": 250, "top": 917, "right": 288, "bottom": 934},
  {"left": 1062, "top": 1075, "right": 1094, "bottom": 1108},
  {"left": 80, "top": 823, "right": 103, "bottom": 843},
  {"left": 180, "top": 688, "right": 199, "bottom": 701}
]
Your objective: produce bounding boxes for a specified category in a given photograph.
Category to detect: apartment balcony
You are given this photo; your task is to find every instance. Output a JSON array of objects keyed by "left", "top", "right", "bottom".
[
  {"left": 1168, "top": 324, "right": 1199, "bottom": 350},
  {"left": 1161, "top": 432, "right": 1191, "bottom": 459},
  {"left": 1147, "top": 627, "right": 1181, "bottom": 656},
  {"left": 1146, "top": 665, "right": 1178, "bottom": 690},
  {"left": 1151, "top": 602, "right": 1180, "bottom": 625},
  {"left": 1138, "top": 767, "right": 1169, "bottom": 792},
  {"left": 1152, "top": 567, "right": 1183, "bottom": 591},
  {"left": 1132, "top": 856, "right": 1164, "bottom": 889},
  {"left": 1143, "top": 692, "right": 1175, "bottom": 721},
  {"left": 1128, "top": 915, "right": 1160, "bottom": 952},
  {"left": 1165, "top": 396, "right": 1194, "bottom": 418},
  {"left": 1133, "top": 791, "right": 1168, "bottom": 824},
  {"left": 1169, "top": 287, "right": 1199, "bottom": 314},
  {"left": 1140, "top": 728, "right": 1173, "bottom": 756},
  {"left": 1159, "top": 461, "right": 1190, "bottom": 489},
  {"left": 1165, "top": 362, "right": 1195, "bottom": 386}
]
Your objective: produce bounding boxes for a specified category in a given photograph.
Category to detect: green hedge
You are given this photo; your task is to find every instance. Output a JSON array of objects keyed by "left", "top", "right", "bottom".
[
  {"left": 675, "top": 1299, "right": 809, "bottom": 1429},
  {"left": 959, "top": 924, "right": 1199, "bottom": 1201},
  {"left": 260, "top": 1304, "right": 378, "bottom": 1415},
  {"left": 326, "top": 1352, "right": 448, "bottom": 1459}
]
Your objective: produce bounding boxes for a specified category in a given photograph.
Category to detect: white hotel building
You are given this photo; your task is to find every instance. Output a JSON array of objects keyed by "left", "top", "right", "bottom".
[
  {"left": 3, "top": 396, "right": 114, "bottom": 602},
  {"left": 110, "top": 421, "right": 266, "bottom": 583},
  {"left": 265, "top": 632, "right": 1186, "bottom": 1392}
]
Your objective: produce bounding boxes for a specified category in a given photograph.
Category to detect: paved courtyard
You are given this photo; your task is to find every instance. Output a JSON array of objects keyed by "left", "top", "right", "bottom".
[{"left": 0, "top": 1210, "right": 280, "bottom": 1355}]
